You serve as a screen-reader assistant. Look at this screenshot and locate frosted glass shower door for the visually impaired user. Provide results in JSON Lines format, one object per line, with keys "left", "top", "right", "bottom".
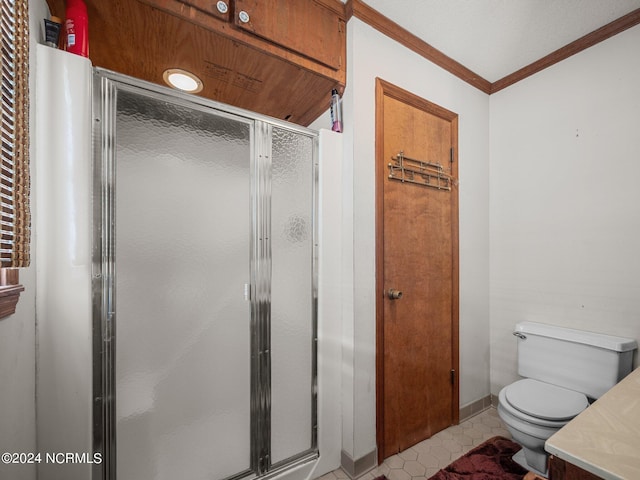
{"left": 270, "top": 127, "right": 317, "bottom": 465}
{"left": 113, "top": 89, "right": 252, "bottom": 480}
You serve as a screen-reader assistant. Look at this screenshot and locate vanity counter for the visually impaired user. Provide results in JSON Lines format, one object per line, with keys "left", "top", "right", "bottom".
{"left": 545, "top": 366, "right": 640, "bottom": 480}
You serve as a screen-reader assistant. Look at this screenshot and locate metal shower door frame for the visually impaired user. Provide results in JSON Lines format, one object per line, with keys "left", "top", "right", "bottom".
{"left": 91, "top": 69, "right": 319, "bottom": 480}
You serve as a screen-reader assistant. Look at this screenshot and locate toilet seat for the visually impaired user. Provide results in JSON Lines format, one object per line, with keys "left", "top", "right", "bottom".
{"left": 503, "top": 379, "right": 588, "bottom": 422}
{"left": 498, "top": 389, "right": 566, "bottom": 429}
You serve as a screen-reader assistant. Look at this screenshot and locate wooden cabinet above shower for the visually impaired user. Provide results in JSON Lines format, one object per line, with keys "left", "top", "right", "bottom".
{"left": 45, "top": 0, "right": 346, "bottom": 126}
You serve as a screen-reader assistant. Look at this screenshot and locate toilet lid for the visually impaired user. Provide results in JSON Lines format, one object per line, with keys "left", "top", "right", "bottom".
{"left": 505, "top": 379, "right": 589, "bottom": 421}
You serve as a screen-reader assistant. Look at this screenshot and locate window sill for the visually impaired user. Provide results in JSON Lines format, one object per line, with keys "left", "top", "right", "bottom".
{"left": 0, "top": 284, "right": 25, "bottom": 320}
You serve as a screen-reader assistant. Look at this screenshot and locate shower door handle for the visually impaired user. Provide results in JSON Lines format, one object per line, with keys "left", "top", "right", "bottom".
{"left": 387, "top": 289, "right": 403, "bottom": 300}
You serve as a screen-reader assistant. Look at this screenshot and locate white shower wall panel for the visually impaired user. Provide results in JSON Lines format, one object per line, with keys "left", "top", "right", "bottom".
{"left": 35, "top": 45, "right": 94, "bottom": 480}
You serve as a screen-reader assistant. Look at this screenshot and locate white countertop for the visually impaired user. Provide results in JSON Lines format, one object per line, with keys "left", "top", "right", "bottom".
{"left": 545, "top": 366, "right": 640, "bottom": 480}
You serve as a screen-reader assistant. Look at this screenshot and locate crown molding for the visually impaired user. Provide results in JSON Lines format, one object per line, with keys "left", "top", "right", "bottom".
{"left": 490, "top": 7, "right": 640, "bottom": 93}
{"left": 347, "top": 0, "right": 492, "bottom": 94}
{"left": 346, "top": 0, "right": 640, "bottom": 95}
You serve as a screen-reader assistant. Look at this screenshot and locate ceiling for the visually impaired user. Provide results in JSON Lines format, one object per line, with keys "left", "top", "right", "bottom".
{"left": 361, "top": 0, "right": 640, "bottom": 82}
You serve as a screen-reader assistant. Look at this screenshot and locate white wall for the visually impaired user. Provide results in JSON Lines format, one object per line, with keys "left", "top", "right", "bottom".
{"left": 489, "top": 25, "right": 640, "bottom": 394}
{"left": 336, "top": 18, "right": 491, "bottom": 463}
{"left": 0, "top": 278, "right": 37, "bottom": 480}
{"left": 0, "top": 2, "right": 48, "bottom": 479}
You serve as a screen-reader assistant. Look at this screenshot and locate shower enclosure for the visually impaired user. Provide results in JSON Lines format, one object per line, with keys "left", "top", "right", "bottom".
{"left": 92, "top": 71, "right": 318, "bottom": 480}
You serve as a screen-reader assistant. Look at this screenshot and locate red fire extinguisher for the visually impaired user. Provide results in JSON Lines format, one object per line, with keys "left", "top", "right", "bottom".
{"left": 65, "top": 0, "right": 89, "bottom": 57}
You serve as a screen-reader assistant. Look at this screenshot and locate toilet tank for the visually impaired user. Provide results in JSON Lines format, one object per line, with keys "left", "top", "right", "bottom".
{"left": 515, "top": 322, "right": 637, "bottom": 399}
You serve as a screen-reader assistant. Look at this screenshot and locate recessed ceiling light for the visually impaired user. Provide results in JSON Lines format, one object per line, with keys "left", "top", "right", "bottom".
{"left": 162, "top": 68, "right": 203, "bottom": 93}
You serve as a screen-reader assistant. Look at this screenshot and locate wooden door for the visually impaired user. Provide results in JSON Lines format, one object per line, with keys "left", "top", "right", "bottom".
{"left": 375, "top": 79, "right": 459, "bottom": 461}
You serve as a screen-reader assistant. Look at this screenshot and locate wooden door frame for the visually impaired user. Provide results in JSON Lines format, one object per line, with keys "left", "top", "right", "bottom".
{"left": 375, "top": 78, "right": 460, "bottom": 463}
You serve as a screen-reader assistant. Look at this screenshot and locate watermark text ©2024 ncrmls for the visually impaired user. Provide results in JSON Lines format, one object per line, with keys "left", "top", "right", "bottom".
{"left": 1, "top": 452, "right": 103, "bottom": 465}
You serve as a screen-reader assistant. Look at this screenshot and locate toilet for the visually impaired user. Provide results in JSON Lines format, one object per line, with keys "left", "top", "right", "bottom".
{"left": 497, "top": 322, "right": 637, "bottom": 477}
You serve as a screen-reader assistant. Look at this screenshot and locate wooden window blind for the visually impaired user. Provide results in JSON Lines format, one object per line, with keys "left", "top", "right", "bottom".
{"left": 0, "top": 0, "right": 30, "bottom": 267}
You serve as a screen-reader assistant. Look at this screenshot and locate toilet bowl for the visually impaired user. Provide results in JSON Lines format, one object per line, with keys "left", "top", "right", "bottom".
{"left": 497, "top": 322, "right": 637, "bottom": 477}
{"left": 497, "top": 378, "right": 588, "bottom": 474}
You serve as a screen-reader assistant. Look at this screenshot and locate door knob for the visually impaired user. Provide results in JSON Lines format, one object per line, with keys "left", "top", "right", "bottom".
{"left": 387, "top": 289, "right": 403, "bottom": 300}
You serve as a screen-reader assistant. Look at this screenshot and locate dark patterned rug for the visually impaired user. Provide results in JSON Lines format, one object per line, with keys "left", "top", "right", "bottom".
{"left": 375, "top": 436, "right": 529, "bottom": 480}
{"left": 426, "top": 436, "right": 529, "bottom": 480}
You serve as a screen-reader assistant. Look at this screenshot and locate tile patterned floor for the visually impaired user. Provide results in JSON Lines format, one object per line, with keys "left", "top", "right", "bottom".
{"left": 317, "top": 407, "right": 513, "bottom": 480}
